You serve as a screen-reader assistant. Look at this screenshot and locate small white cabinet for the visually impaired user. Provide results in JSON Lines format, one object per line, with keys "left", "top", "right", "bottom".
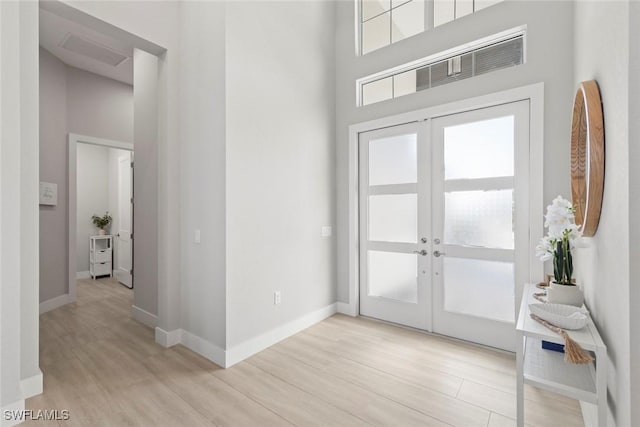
{"left": 90, "top": 235, "right": 113, "bottom": 280}
{"left": 516, "top": 283, "right": 607, "bottom": 426}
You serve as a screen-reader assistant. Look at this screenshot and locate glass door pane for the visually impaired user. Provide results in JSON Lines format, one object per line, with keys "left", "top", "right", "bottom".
{"left": 431, "top": 100, "right": 529, "bottom": 352}
{"left": 368, "top": 251, "right": 418, "bottom": 303}
{"left": 359, "top": 122, "right": 429, "bottom": 330}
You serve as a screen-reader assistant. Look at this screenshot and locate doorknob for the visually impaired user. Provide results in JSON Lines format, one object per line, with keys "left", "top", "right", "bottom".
{"left": 413, "top": 250, "right": 428, "bottom": 256}
{"left": 433, "top": 250, "right": 446, "bottom": 257}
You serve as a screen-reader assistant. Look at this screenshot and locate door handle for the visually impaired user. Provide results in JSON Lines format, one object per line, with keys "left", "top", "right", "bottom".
{"left": 413, "top": 250, "right": 428, "bottom": 256}
{"left": 433, "top": 250, "right": 446, "bottom": 257}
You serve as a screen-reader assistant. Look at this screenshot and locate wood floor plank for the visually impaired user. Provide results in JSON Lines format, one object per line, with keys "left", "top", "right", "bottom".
{"left": 323, "top": 355, "right": 491, "bottom": 427}
{"left": 458, "top": 379, "right": 583, "bottom": 427}
{"left": 144, "top": 348, "right": 293, "bottom": 427}
{"left": 27, "top": 278, "right": 584, "bottom": 427}
{"left": 248, "top": 347, "right": 450, "bottom": 427}
{"left": 214, "top": 362, "right": 371, "bottom": 427}
{"left": 293, "top": 327, "right": 467, "bottom": 397}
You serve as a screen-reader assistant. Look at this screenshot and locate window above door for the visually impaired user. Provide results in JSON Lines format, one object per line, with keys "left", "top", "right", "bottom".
{"left": 357, "top": 27, "right": 526, "bottom": 106}
{"left": 358, "top": 0, "right": 505, "bottom": 55}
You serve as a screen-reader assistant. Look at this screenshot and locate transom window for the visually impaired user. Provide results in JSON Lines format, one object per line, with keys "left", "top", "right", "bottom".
{"left": 357, "top": 28, "right": 525, "bottom": 106}
{"left": 359, "top": 0, "right": 505, "bottom": 55}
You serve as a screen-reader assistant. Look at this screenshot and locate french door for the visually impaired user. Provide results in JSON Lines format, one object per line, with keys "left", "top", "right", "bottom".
{"left": 359, "top": 100, "right": 529, "bottom": 351}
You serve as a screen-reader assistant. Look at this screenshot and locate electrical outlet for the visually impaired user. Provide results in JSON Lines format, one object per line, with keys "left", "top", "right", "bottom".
{"left": 321, "top": 226, "right": 332, "bottom": 237}
{"left": 274, "top": 291, "right": 281, "bottom": 305}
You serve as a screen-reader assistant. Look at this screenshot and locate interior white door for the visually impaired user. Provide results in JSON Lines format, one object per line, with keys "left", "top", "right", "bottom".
{"left": 115, "top": 153, "right": 133, "bottom": 288}
{"left": 430, "top": 100, "right": 530, "bottom": 351}
{"left": 359, "top": 122, "right": 431, "bottom": 330}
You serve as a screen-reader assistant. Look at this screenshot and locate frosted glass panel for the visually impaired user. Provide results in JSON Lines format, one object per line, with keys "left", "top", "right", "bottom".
{"left": 393, "top": 69, "right": 417, "bottom": 98}
{"left": 362, "top": 77, "right": 393, "bottom": 106}
{"left": 391, "top": 0, "right": 425, "bottom": 43}
{"left": 433, "top": 0, "right": 454, "bottom": 27}
{"left": 475, "top": 0, "right": 503, "bottom": 11}
{"left": 456, "top": 0, "right": 474, "bottom": 18}
{"left": 362, "top": 0, "right": 391, "bottom": 21}
{"left": 391, "top": 0, "right": 411, "bottom": 7}
{"left": 369, "top": 133, "right": 417, "bottom": 185}
{"left": 369, "top": 251, "right": 418, "bottom": 303}
{"left": 444, "top": 116, "right": 514, "bottom": 180}
{"left": 369, "top": 194, "right": 417, "bottom": 243}
{"left": 443, "top": 257, "right": 514, "bottom": 322}
{"left": 362, "top": 12, "right": 390, "bottom": 54}
{"left": 445, "top": 190, "right": 514, "bottom": 249}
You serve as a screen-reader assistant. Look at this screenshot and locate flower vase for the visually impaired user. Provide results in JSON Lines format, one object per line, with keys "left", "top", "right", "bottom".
{"left": 547, "top": 282, "right": 584, "bottom": 307}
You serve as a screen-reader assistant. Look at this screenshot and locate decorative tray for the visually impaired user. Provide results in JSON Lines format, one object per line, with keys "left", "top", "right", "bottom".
{"left": 528, "top": 303, "right": 589, "bottom": 330}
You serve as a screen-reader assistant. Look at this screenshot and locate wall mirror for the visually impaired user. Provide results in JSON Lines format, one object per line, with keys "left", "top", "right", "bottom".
{"left": 570, "top": 80, "right": 604, "bottom": 237}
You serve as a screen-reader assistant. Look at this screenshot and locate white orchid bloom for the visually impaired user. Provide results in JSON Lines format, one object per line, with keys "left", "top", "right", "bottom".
{"left": 535, "top": 235, "right": 555, "bottom": 261}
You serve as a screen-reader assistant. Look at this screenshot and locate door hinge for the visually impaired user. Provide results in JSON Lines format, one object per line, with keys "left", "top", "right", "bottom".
{"left": 131, "top": 161, "right": 134, "bottom": 168}
{"left": 130, "top": 197, "right": 134, "bottom": 204}
{"left": 130, "top": 233, "right": 134, "bottom": 240}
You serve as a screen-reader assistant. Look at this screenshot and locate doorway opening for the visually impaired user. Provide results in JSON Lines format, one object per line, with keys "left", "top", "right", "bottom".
{"left": 72, "top": 136, "right": 134, "bottom": 289}
{"left": 38, "top": 1, "right": 164, "bottom": 331}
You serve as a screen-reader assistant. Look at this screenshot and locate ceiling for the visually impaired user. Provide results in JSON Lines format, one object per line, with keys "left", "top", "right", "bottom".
{"left": 39, "top": 7, "right": 134, "bottom": 85}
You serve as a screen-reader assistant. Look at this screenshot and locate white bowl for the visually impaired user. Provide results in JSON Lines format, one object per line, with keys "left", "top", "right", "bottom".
{"left": 529, "top": 303, "right": 589, "bottom": 330}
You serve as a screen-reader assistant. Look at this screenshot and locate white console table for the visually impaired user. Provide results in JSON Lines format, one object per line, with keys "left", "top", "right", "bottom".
{"left": 516, "top": 283, "right": 607, "bottom": 426}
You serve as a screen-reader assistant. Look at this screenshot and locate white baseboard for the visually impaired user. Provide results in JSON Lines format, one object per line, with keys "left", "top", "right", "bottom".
{"left": 76, "top": 271, "right": 90, "bottom": 279}
{"left": 157, "top": 303, "right": 337, "bottom": 369}
{"left": 337, "top": 301, "right": 357, "bottom": 316}
{"left": 131, "top": 305, "right": 158, "bottom": 328}
{"left": 155, "top": 327, "right": 182, "bottom": 347}
{"left": 1, "top": 399, "right": 25, "bottom": 427}
{"left": 39, "top": 293, "right": 72, "bottom": 314}
{"left": 181, "top": 329, "right": 226, "bottom": 368}
{"left": 225, "top": 302, "right": 337, "bottom": 368}
{"left": 20, "top": 369, "right": 43, "bottom": 399}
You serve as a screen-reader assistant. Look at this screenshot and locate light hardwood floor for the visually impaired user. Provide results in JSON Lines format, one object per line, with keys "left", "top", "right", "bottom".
{"left": 26, "top": 278, "right": 584, "bottom": 427}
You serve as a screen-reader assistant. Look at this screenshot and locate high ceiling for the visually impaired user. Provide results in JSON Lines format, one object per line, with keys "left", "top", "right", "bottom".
{"left": 39, "top": 7, "right": 134, "bottom": 85}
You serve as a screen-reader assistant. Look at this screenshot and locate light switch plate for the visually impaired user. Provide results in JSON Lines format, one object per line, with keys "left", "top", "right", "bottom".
{"left": 194, "top": 230, "right": 201, "bottom": 244}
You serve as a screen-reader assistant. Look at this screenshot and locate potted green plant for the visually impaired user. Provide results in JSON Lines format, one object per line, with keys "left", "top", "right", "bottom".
{"left": 92, "top": 212, "right": 112, "bottom": 236}
{"left": 536, "top": 196, "right": 584, "bottom": 306}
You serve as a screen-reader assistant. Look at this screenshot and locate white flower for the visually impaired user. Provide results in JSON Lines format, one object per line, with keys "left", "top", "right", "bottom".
{"left": 535, "top": 236, "right": 555, "bottom": 261}
{"left": 538, "top": 195, "right": 582, "bottom": 258}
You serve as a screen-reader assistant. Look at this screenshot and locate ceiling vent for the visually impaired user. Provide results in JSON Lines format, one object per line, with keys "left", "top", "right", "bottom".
{"left": 59, "top": 33, "right": 129, "bottom": 67}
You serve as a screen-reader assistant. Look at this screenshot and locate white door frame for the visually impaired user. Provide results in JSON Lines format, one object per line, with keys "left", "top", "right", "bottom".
{"left": 68, "top": 133, "right": 133, "bottom": 302}
{"left": 346, "top": 83, "right": 545, "bottom": 328}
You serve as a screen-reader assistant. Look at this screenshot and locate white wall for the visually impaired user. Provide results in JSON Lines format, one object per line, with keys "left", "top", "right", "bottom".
{"left": 76, "top": 143, "right": 109, "bottom": 272}
{"left": 67, "top": 66, "right": 133, "bottom": 143}
{"left": 133, "top": 49, "right": 159, "bottom": 316}
{"left": 225, "top": 1, "right": 336, "bottom": 348}
{"left": 39, "top": 48, "right": 67, "bottom": 302}
{"left": 335, "top": 0, "right": 575, "bottom": 302}
{"left": 39, "top": 47, "right": 133, "bottom": 300}
{"left": 1, "top": 0, "right": 39, "bottom": 411}
{"left": 628, "top": 4, "right": 640, "bottom": 424}
{"left": 1, "top": 0, "right": 24, "bottom": 411}
{"left": 573, "top": 1, "right": 631, "bottom": 425}
{"left": 19, "top": 0, "right": 41, "bottom": 398}
{"left": 179, "top": 1, "right": 227, "bottom": 350}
